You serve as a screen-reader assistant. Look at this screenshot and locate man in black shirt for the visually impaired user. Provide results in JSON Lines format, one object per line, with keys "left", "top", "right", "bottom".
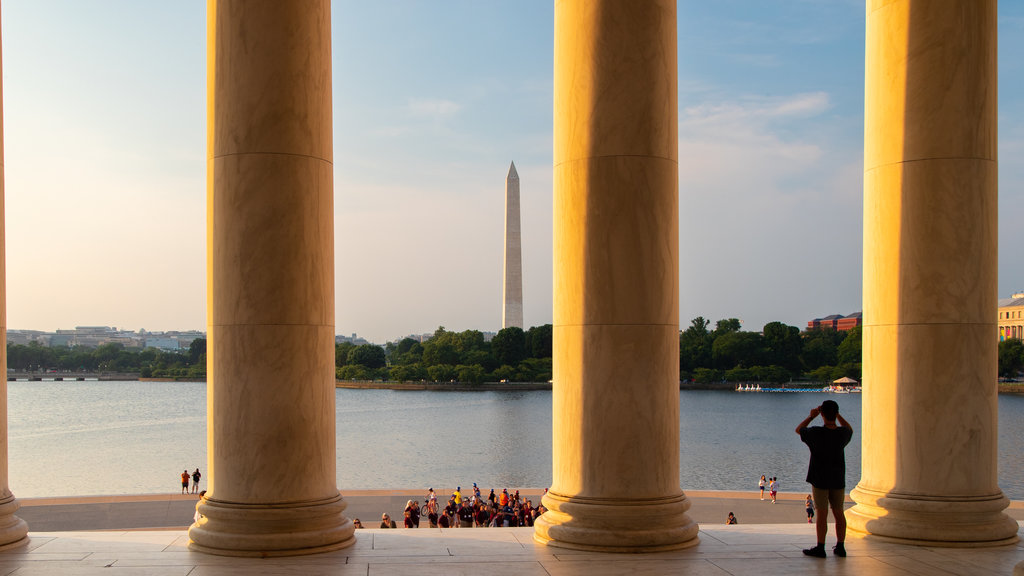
{"left": 796, "top": 400, "right": 853, "bottom": 558}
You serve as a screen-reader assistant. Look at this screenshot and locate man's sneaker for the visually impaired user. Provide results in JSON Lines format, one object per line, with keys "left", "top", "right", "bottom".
{"left": 802, "top": 546, "right": 826, "bottom": 558}
{"left": 833, "top": 543, "right": 847, "bottom": 557}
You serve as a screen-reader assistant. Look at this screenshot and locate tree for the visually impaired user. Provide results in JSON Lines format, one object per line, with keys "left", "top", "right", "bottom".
{"left": 491, "top": 327, "right": 527, "bottom": 366}
{"left": 456, "top": 364, "right": 487, "bottom": 384}
{"left": 712, "top": 331, "right": 765, "bottom": 369}
{"left": 801, "top": 328, "right": 842, "bottom": 370}
{"left": 680, "top": 317, "right": 712, "bottom": 372}
{"left": 348, "top": 344, "right": 386, "bottom": 369}
{"left": 335, "top": 342, "right": 356, "bottom": 367}
{"left": 762, "top": 322, "right": 802, "bottom": 371}
{"left": 526, "top": 324, "right": 553, "bottom": 358}
{"left": 427, "top": 364, "right": 457, "bottom": 382}
{"left": 836, "top": 327, "right": 863, "bottom": 365}
{"left": 422, "top": 336, "right": 460, "bottom": 366}
{"left": 455, "top": 330, "right": 486, "bottom": 355}
{"left": 390, "top": 363, "right": 427, "bottom": 382}
{"left": 714, "top": 318, "right": 742, "bottom": 336}
{"left": 999, "top": 339, "right": 1024, "bottom": 378}
{"left": 188, "top": 338, "right": 207, "bottom": 364}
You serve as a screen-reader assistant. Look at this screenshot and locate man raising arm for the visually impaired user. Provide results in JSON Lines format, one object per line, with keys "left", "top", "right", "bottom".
{"left": 796, "top": 400, "right": 853, "bottom": 558}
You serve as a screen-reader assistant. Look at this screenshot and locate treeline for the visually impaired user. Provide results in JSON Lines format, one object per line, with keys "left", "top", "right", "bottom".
{"left": 336, "top": 325, "right": 552, "bottom": 384}
{"left": 680, "top": 317, "right": 861, "bottom": 384}
{"left": 1000, "top": 339, "right": 1024, "bottom": 379}
{"left": 5, "top": 339, "right": 207, "bottom": 379}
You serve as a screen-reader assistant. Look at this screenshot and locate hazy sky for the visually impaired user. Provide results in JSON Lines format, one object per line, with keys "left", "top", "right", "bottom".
{"left": 3, "top": 1, "right": 1023, "bottom": 344}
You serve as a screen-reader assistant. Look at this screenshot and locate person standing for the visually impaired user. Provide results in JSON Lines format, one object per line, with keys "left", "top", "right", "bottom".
{"left": 191, "top": 468, "right": 201, "bottom": 494}
{"left": 180, "top": 470, "right": 189, "bottom": 494}
{"left": 759, "top": 474, "right": 766, "bottom": 500}
{"left": 805, "top": 494, "right": 815, "bottom": 523}
{"left": 796, "top": 400, "right": 854, "bottom": 558}
{"left": 769, "top": 477, "right": 778, "bottom": 503}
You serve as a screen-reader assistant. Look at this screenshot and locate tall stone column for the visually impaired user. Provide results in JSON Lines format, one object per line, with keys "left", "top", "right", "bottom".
{"left": 534, "top": 0, "right": 698, "bottom": 552}
{"left": 849, "top": 0, "right": 1017, "bottom": 545}
{"left": 0, "top": 6, "right": 30, "bottom": 551}
{"left": 188, "top": 0, "right": 354, "bottom": 556}
{"left": 503, "top": 161, "right": 524, "bottom": 329}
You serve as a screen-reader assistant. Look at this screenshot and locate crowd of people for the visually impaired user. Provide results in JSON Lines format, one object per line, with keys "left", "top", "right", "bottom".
{"left": 355, "top": 484, "right": 547, "bottom": 530}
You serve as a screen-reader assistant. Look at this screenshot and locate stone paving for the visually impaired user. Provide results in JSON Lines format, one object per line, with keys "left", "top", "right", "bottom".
{"left": 0, "top": 524, "right": 1021, "bottom": 576}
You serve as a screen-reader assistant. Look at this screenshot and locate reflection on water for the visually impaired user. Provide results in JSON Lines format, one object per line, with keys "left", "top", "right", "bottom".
{"left": 6, "top": 381, "right": 1023, "bottom": 499}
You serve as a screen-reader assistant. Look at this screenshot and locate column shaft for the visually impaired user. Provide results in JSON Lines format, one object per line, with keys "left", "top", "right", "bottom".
{"left": 187, "top": 0, "right": 354, "bottom": 556}
{"left": 849, "top": 0, "right": 1017, "bottom": 545}
{"left": 534, "top": 0, "right": 698, "bottom": 552}
{"left": 0, "top": 5, "right": 29, "bottom": 550}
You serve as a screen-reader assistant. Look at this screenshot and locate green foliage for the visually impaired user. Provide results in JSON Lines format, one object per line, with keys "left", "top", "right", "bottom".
{"left": 999, "top": 339, "right": 1024, "bottom": 378}
{"left": 676, "top": 316, "right": 870, "bottom": 383}
{"left": 427, "top": 364, "right": 457, "bottom": 382}
{"left": 491, "top": 327, "right": 527, "bottom": 367}
{"left": 389, "top": 363, "right": 427, "bottom": 382}
{"left": 680, "top": 317, "right": 712, "bottom": 372}
{"left": 348, "top": 344, "right": 386, "bottom": 369}
{"left": 456, "top": 364, "right": 487, "bottom": 384}
{"left": 712, "top": 331, "right": 765, "bottom": 369}
{"left": 836, "top": 327, "right": 862, "bottom": 365}
{"left": 6, "top": 340, "right": 206, "bottom": 379}
{"left": 714, "top": 318, "right": 742, "bottom": 335}
{"left": 801, "top": 328, "right": 844, "bottom": 370}
{"left": 692, "top": 367, "right": 721, "bottom": 383}
{"left": 525, "top": 324, "right": 553, "bottom": 358}
{"left": 762, "top": 322, "right": 802, "bottom": 371}
{"left": 335, "top": 342, "right": 355, "bottom": 367}
{"left": 336, "top": 325, "right": 555, "bottom": 384}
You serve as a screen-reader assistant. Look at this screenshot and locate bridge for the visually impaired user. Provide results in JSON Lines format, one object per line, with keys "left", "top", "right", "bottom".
{"left": 6, "top": 371, "right": 141, "bottom": 382}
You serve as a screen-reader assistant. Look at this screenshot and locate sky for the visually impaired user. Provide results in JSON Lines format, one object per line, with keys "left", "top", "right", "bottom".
{"left": 2, "top": 1, "right": 1023, "bottom": 344}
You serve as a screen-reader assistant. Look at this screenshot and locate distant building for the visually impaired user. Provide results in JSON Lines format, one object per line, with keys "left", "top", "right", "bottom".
{"left": 999, "top": 293, "right": 1024, "bottom": 341}
{"left": 335, "top": 333, "right": 369, "bottom": 346}
{"left": 807, "top": 312, "right": 862, "bottom": 332}
{"left": 5, "top": 327, "right": 204, "bottom": 349}
{"left": 145, "top": 338, "right": 181, "bottom": 351}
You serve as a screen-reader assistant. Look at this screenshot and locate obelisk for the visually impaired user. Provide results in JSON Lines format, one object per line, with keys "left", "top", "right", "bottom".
{"left": 503, "top": 161, "right": 523, "bottom": 329}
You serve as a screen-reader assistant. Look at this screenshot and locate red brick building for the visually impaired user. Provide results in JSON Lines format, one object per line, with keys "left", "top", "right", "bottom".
{"left": 807, "top": 312, "right": 862, "bottom": 332}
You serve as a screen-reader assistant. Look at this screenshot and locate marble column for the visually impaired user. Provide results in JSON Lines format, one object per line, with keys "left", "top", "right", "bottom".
{"left": 534, "top": 0, "right": 698, "bottom": 552}
{"left": 187, "top": 0, "right": 354, "bottom": 556}
{"left": 0, "top": 6, "right": 30, "bottom": 551}
{"left": 848, "top": 0, "right": 1017, "bottom": 546}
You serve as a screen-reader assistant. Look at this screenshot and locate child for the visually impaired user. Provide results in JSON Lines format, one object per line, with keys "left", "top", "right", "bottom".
{"left": 770, "top": 477, "right": 778, "bottom": 503}
{"left": 805, "top": 494, "right": 815, "bottom": 523}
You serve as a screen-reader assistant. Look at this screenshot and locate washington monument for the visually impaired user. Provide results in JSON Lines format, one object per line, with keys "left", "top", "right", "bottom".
{"left": 503, "top": 161, "right": 523, "bottom": 329}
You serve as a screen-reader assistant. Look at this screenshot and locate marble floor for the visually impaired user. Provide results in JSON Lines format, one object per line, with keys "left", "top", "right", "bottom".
{"left": 0, "top": 524, "right": 1021, "bottom": 575}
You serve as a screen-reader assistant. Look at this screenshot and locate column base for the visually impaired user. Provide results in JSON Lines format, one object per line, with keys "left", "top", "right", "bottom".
{"left": 533, "top": 490, "right": 699, "bottom": 552}
{"left": 848, "top": 485, "right": 1019, "bottom": 546}
{"left": 188, "top": 493, "right": 355, "bottom": 557}
{"left": 0, "top": 493, "right": 29, "bottom": 551}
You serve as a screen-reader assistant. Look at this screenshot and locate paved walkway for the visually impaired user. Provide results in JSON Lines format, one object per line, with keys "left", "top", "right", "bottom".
{"left": 0, "top": 525, "right": 1022, "bottom": 575}
{"left": 7, "top": 492, "right": 1024, "bottom": 574}
{"left": 18, "top": 490, "right": 1024, "bottom": 532}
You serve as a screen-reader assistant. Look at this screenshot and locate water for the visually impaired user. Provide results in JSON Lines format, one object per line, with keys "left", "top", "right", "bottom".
{"left": 6, "top": 381, "right": 1024, "bottom": 499}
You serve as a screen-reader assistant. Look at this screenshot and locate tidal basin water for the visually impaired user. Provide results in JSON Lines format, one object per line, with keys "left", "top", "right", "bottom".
{"left": 7, "top": 381, "right": 1024, "bottom": 499}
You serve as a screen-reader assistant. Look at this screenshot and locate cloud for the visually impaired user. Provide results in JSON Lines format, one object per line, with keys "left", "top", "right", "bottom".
{"left": 676, "top": 90, "right": 863, "bottom": 331}
{"left": 406, "top": 98, "right": 461, "bottom": 119}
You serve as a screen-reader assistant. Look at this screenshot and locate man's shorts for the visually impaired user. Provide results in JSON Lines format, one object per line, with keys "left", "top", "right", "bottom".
{"left": 811, "top": 486, "right": 844, "bottom": 512}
